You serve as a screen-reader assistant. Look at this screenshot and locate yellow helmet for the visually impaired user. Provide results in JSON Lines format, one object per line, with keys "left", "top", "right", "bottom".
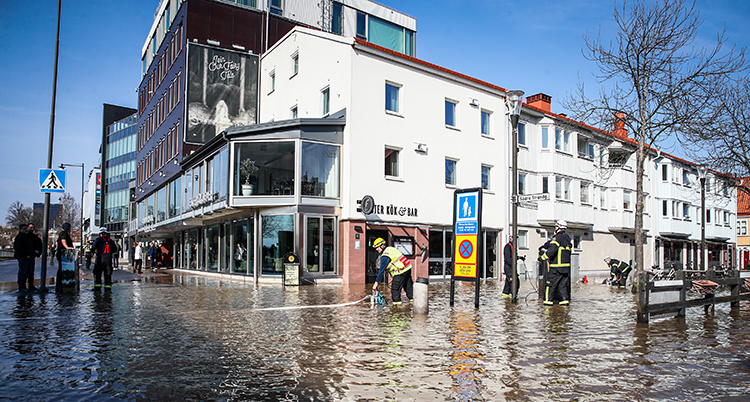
{"left": 372, "top": 237, "right": 386, "bottom": 248}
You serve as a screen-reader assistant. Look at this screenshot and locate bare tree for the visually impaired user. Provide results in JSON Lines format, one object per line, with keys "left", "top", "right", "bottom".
{"left": 5, "top": 201, "right": 34, "bottom": 228}
{"left": 56, "top": 192, "right": 81, "bottom": 231}
{"left": 679, "top": 76, "right": 750, "bottom": 184}
{"left": 562, "top": 0, "right": 745, "bottom": 322}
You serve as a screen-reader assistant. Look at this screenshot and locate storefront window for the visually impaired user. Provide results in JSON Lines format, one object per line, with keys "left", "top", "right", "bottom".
{"left": 262, "top": 214, "right": 294, "bottom": 274}
{"left": 184, "top": 170, "right": 193, "bottom": 211}
{"left": 210, "top": 147, "right": 229, "bottom": 199}
{"left": 233, "top": 218, "right": 253, "bottom": 275}
{"left": 301, "top": 142, "right": 340, "bottom": 197}
{"left": 146, "top": 195, "right": 154, "bottom": 221}
{"left": 138, "top": 201, "right": 145, "bottom": 227}
{"left": 235, "top": 142, "right": 295, "bottom": 196}
{"left": 169, "top": 176, "right": 181, "bottom": 217}
{"left": 223, "top": 222, "right": 231, "bottom": 273}
{"left": 157, "top": 186, "right": 166, "bottom": 222}
{"left": 187, "top": 229, "right": 198, "bottom": 269}
{"left": 206, "top": 225, "right": 219, "bottom": 271}
{"left": 306, "top": 217, "right": 320, "bottom": 272}
{"left": 323, "top": 218, "right": 335, "bottom": 272}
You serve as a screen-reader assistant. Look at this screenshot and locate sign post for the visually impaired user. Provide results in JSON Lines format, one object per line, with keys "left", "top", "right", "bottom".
{"left": 450, "top": 188, "right": 483, "bottom": 308}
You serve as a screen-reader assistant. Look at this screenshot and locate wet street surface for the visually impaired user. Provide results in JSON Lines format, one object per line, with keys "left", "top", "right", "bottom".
{"left": 1, "top": 273, "right": 750, "bottom": 401}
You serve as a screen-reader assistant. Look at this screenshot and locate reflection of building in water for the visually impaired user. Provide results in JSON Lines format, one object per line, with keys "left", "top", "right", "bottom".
{"left": 449, "top": 310, "right": 483, "bottom": 400}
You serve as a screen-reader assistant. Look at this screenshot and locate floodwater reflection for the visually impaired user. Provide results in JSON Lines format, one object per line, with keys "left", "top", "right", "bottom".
{"left": 0, "top": 274, "right": 749, "bottom": 401}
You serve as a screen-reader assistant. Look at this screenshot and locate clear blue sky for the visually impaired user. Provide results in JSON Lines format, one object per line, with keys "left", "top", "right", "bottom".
{"left": 1, "top": 0, "right": 748, "bottom": 224}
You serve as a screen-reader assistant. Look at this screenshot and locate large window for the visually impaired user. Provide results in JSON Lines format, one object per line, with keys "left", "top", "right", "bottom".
{"left": 157, "top": 186, "right": 166, "bottom": 222}
{"left": 301, "top": 141, "right": 340, "bottom": 197}
{"left": 235, "top": 141, "right": 295, "bottom": 196}
{"left": 209, "top": 147, "right": 228, "bottom": 199}
{"left": 445, "top": 99, "right": 457, "bottom": 127}
{"left": 555, "top": 128, "right": 562, "bottom": 150}
{"left": 262, "top": 215, "right": 294, "bottom": 275}
{"left": 556, "top": 177, "right": 571, "bottom": 200}
{"left": 542, "top": 127, "right": 549, "bottom": 149}
{"left": 581, "top": 182, "right": 590, "bottom": 204}
{"left": 232, "top": 217, "right": 254, "bottom": 275}
{"left": 385, "top": 147, "right": 399, "bottom": 177}
{"left": 269, "top": 0, "right": 282, "bottom": 16}
{"left": 332, "top": 2, "right": 343, "bottom": 35}
{"left": 356, "top": 13, "right": 415, "bottom": 56}
{"left": 169, "top": 176, "right": 181, "bottom": 217}
{"left": 445, "top": 158, "right": 457, "bottom": 186}
{"left": 578, "top": 137, "right": 594, "bottom": 159}
{"left": 385, "top": 82, "right": 400, "bottom": 113}
{"left": 206, "top": 225, "right": 220, "bottom": 272}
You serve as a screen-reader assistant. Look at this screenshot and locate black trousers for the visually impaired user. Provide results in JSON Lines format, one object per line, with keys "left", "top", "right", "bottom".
{"left": 502, "top": 265, "right": 519, "bottom": 294}
{"left": 94, "top": 260, "right": 113, "bottom": 287}
{"left": 390, "top": 270, "right": 414, "bottom": 303}
{"left": 17, "top": 258, "right": 35, "bottom": 290}
{"left": 545, "top": 267, "right": 570, "bottom": 303}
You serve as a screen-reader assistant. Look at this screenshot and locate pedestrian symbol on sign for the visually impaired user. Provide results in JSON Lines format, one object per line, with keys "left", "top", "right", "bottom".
{"left": 39, "top": 169, "right": 66, "bottom": 193}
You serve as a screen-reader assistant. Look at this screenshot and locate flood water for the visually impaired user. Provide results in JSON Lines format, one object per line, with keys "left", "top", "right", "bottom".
{"left": 1, "top": 274, "right": 749, "bottom": 401}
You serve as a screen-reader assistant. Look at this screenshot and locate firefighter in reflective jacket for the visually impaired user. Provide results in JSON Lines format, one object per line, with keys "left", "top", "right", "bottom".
{"left": 92, "top": 227, "right": 118, "bottom": 289}
{"left": 371, "top": 237, "right": 414, "bottom": 306}
{"left": 540, "top": 220, "right": 572, "bottom": 305}
{"left": 604, "top": 256, "right": 631, "bottom": 289}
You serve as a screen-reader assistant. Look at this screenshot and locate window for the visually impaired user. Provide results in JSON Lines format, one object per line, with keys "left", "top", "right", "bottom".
{"left": 599, "top": 187, "right": 606, "bottom": 208}
{"left": 724, "top": 211, "right": 730, "bottom": 225}
{"left": 705, "top": 178, "right": 711, "bottom": 192}
{"left": 673, "top": 167, "right": 681, "bottom": 183}
{"left": 683, "top": 170, "right": 690, "bottom": 185}
{"left": 481, "top": 165, "right": 491, "bottom": 190}
{"left": 623, "top": 191, "right": 632, "bottom": 210}
{"left": 662, "top": 164, "right": 669, "bottom": 181}
{"left": 519, "top": 173, "right": 526, "bottom": 195}
{"left": 481, "top": 110, "right": 491, "bottom": 136}
{"left": 385, "top": 147, "right": 399, "bottom": 177}
{"left": 302, "top": 141, "right": 340, "bottom": 197}
{"left": 291, "top": 105, "right": 298, "bottom": 119}
{"left": 269, "top": 0, "right": 283, "bottom": 16}
{"left": 578, "top": 137, "right": 594, "bottom": 159}
{"left": 541, "top": 127, "right": 549, "bottom": 149}
{"left": 445, "top": 158, "right": 457, "bottom": 186}
{"left": 385, "top": 82, "right": 400, "bottom": 113}
{"left": 269, "top": 70, "right": 275, "bottom": 92}
{"left": 356, "top": 12, "right": 367, "bottom": 39}
{"left": 518, "top": 230, "right": 528, "bottom": 248}
{"left": 556, "top": 177, "right": 571, "bottom": 200}
{"left": 739, "top": 220, "right": 747, "bottom": 236}
{"left": 234, "top": 142, "right": 295, "bottom": 196}
{"left": 581, "top": 182, "right": 590, "bottom": 204}
{"left": 542, "top": 176, "right": 549, "bottom": 194}
{"left": 368, "top": 15, "right": 406, "bottom": 53}
{"left": 445, "top": 99, "right": 457, "bottom": 127}
{"left": 291, "top": 53, "right": 299, "bottom": 76}
{"left": 555, "top": 128, "right": 562, "bottom": 150}
{"left": 321, "top": 86, "right": 330, "bottom": 116}
{"left": 563, "top": 131, "right": 571, "bottom": 152}
{"left": 683, "top": 204, "right": 690, "bottom": 219}
{"left": 610, "top": 189, "right": 618, "bottom": 210}
{"left": 672, "top": 201, "right": 678, "bottom": 218}
{"left": 518, "top": 123, "right": 526, "bottom": 145}
{"left": 332, "top": 2, "right": 343, "bottom": 35}
{"left": 706, "top": 209, "right": 711, "bottom": 223}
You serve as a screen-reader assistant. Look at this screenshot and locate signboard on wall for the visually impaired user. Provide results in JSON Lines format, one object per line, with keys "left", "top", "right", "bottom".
{"left": 186, "top": 43, "right": 259, "bottom": 145}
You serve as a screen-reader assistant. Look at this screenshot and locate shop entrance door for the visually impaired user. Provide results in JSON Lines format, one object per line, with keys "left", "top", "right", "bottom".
{"left": 366, "top": 230, "right": 389, "bottom": 283}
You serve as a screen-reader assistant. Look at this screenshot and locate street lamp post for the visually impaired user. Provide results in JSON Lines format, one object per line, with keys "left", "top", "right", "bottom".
{"left": 506, "top": 90, "right": 524, "bottom": 303}
{"left": 60, "top": 162, "right": 84, "bottom": 292}
{"left": 698, "top": 165, "right": 708, "bottom": 272}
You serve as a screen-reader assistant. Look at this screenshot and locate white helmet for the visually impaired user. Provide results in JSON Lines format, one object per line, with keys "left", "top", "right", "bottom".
{"left": 555, "top": 220, "right": 567, "bottom": 230}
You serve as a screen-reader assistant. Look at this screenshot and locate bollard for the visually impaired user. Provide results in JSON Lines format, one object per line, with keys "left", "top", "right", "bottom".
{"left": 413, "top": 277, "right": 429, "bottom": 314}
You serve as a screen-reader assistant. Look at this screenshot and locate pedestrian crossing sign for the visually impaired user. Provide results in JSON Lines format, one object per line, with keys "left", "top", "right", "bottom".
{"left": 39, "top": 169, "right": 66, "bottom": 193}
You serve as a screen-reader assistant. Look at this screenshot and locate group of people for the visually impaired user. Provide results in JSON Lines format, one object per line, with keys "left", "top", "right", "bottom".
{"left": 13, "top": 223, "right": 42, "bottom": 292}
{"left": 131, "top": 241, "right": 164, "bottom": 273}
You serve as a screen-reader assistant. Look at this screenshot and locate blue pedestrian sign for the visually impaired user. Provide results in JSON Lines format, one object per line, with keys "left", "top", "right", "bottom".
{"left": 39, "top": 169, "right": 66, "bottom": 193}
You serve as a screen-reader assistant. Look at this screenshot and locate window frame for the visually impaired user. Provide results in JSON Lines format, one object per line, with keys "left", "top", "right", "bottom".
{"left": 481, "top": 109, "right": 492, "bottom": 137}
{"left": 269, "top": 69, "right": 276, "bottom": 93}
{"left": 321, "top": 86, "right": 330, "bottom": 116}
{"left": 385, "top": 81, "right": 401, "bottom": 114}
{"left": 384, "top": 146, "right": 400, "bottom": 178}
{"left": 445, "top": 98, "right": 458, "bottom": 128}
{"left": 445, "top": 157, "right": 458, "bottom": 186}
{"left": 291, "top": 52, "right": 299, "bottom": 77}
{"left": 481, "top": 164, "right": 492, "bottom": 191}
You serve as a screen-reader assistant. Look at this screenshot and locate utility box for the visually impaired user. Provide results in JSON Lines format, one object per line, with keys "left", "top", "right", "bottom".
{"left": 283, "top": 252, "right": 302, "bottom": 286}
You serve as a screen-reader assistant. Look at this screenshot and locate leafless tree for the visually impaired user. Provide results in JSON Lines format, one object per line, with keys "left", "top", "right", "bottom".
{"left": 679, "top": 76, "right": 750, "bottom": 190}
{"left": 56, "top": 192, "right": 81, "bottom": 231}
{"left": 562, "top": 0, "right": 745, "bottom": 322}
{"left": 5, "top": 201, "right": 35, "bottom": 228}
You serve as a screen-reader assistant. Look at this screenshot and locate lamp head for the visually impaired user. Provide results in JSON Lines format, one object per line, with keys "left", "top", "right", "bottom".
{"left": 506, "top": 90, "right": 525, "bottom": 117}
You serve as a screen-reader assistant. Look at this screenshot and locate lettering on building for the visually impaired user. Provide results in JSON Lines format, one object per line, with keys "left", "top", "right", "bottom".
{"left": 189, "top": 192, "right": 218, "bottom": 209}
{"left": 357, "top": 195, "right": 418, "bottom": 218}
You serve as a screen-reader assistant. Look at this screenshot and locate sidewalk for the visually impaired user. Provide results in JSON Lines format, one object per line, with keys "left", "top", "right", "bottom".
{"left": 0, "top": 258, "right": 151, "bottom": 292}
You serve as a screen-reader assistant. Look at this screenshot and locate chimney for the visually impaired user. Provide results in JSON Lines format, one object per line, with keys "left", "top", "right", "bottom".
{"left": 526, "top": 93, "right": 551, "bottom": 113}
{"left": 613, "top": 112, "right": 628, "bottom": 139}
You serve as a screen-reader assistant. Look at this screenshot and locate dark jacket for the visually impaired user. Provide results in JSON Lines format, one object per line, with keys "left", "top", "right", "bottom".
{"left": 92, "top": 235, "right": 118, "bottom": 265}
{"left": 503, "top": 242, "right": 513, "bottom": 273}
{"left": 541, "top": 231, "right": 572, "bottom": 272}
{"left": 14, "top": 232, "right": 41, "bottom": 259}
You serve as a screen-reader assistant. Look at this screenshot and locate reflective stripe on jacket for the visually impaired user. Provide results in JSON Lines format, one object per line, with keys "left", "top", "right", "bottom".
{"left": 540, "top": 232, "right": 572, "bottom": 268}
{"left": 381, "top": 246, "right": 412, "bottom": 276}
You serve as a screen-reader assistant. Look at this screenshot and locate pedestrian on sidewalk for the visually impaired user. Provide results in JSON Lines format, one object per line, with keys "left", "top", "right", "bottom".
{"left": 133, "top": 241, "right": 143, "bottom": 274}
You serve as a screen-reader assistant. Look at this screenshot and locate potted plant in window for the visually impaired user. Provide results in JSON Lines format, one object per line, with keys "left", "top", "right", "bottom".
{"left": 240, "top": 159, "right": 258, "bottom": 195}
